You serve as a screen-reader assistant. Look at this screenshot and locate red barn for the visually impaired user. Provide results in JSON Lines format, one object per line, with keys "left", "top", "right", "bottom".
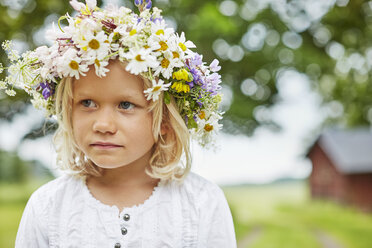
{"left": 307, "top": 128, "right": 372, "bottom": 212}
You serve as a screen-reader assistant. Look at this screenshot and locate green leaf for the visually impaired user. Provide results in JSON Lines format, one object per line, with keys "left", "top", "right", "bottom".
{"left": 188, "top": 115, "right": 198, "bottom": 129}
{"left": 164, "top": 91, "right": 170, "bottom": 104}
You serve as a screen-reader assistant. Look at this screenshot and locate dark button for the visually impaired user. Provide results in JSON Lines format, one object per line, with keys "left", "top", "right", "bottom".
{"left": 123, "top": 214, "right": 130, "bottom": 221}
{"left": 121, "top": 226, "right": 128, "bottom": 235}
{"left": 114, "top": 243, "right": 121, "bottom": 248}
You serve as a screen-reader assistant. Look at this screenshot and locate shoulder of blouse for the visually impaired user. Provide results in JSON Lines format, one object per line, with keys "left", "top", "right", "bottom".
{"left": 29, "top": 174, "right": 81, "bottom": 210}
{"left": 172, "top": 171, "right": 226, "bottom": 206}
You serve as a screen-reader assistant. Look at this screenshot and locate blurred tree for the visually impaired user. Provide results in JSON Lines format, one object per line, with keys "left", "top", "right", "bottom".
{"left": 0, "top": 0, "right": 369, "bottom": 141}
{"left": 299, "top": 0, "right": 372, "bottom": 127}
{"left": 0, "top": 149, "right": 54, "bottom": 182}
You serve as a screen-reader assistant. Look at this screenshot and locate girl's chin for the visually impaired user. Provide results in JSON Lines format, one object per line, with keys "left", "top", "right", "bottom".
{"left": 90, "top": 159, "right": 126, "bottom": 169}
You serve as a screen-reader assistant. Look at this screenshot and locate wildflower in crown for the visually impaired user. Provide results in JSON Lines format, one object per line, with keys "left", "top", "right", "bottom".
{"left": 0, "top": 0, "right": 224, "bottom": 147}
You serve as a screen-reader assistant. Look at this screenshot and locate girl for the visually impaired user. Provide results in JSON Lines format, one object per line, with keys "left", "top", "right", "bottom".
{"left": 1, "top": 0, "right": 236, "bottom": 247}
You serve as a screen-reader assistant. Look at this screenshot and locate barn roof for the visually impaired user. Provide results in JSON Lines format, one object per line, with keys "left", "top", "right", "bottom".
{"left": 317, "top": 128, "right": 372, "bottom": 174}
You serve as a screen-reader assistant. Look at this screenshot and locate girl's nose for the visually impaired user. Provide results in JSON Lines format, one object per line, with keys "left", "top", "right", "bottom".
{"left": 92, "top": 108, "right": 117, "bottom": 134}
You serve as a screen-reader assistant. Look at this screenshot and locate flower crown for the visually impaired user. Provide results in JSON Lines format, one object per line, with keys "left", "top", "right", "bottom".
{"left": 0, "top": 0, "right": 223, "bottom": 147}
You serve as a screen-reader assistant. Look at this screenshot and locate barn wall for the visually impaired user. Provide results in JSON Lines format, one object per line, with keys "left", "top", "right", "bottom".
{"left": 347, "top": 174, "right": 372, "bottom": 212}
{"left": 308, "top": 143, "right": 348, "bottom": 203}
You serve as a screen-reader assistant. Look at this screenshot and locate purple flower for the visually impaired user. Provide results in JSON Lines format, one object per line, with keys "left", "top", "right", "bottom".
{"left": 39, "top": 82, "right": 52, "bottom": 99}
{"left": 186, "top": 81, "right": 195, "bottom": 88}
{"left": 189, "top": 67, "right": 203, "bottom": 88}
{"left": 42, "top": 88, "right": 52, "bottom": 99}
{"left": 189, "top": 53, "right": 203, "bottom": 67}
{"left": 210, "top": 59, "right": 221, "bottom": 72}
{"left": 205, "top": 73, "right": 221, "bottom": 95}
{"left": 134, "top": 0, "right": 142, "bottom": 6}
{"left": 151, "top": 17, "right": 163, "bottom": 23}
{"left": 145, "top": 0, "right": 152, "bottom": 9}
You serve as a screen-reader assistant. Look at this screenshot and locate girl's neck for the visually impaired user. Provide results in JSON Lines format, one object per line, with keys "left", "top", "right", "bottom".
{"left": 95, "top": 166, "right": 159, "bottom": 188}
{"left": 89, "top": 152, "right": 159, "bottom": 188}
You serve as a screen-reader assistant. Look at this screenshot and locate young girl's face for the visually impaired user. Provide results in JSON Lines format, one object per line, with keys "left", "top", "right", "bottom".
{"left": 71, "top": 61, "right": 155, "bottom": 170}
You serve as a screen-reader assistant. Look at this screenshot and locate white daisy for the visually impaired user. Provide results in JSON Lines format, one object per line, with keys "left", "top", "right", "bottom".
{"left": 87, "top": 57, "right": 110, "bottom": 77}
{"left": 147, "top": 31, "right": 172, "bottom": 57}
{"left": 57, "top": 48, "right": 89, "bottom": 79}
{"left": 122, "top": 48, "right": 159, "bottom": 75}
{"left": 153, "top": 50, "right": 183, "bottom": 79}
{"left": 150, "top": 19, "right": 174, "bottom": 38}
{"left": 78, "top": 31, "right": 110, "bottom": 59}
{"left": 192, "top": 111, "right": 222, "bottom": 146}
{"left": 119, "top": 21, "right": 146, "bottom": 47}
{"left": 143, "top": 79, "right": 171, "bottom": 101}
{"left": 175, "top": 32, "right": 196, "bottom": 55}
{"left": 167, "top": 37, "right": 186, "bottom": 64}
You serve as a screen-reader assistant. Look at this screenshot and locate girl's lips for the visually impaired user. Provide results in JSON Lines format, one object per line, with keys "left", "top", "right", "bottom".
{"left": 90, "top": 142, "right": 123, "bottom": 149}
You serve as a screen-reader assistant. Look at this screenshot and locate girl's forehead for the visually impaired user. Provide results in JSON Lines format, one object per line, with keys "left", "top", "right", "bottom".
{"left": 73, "top": 62, "right": 146, "bottom": 98}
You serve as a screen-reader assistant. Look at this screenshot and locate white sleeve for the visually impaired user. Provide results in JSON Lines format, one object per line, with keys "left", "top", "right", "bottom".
{"left": 15, "top": 191, "right": 49, "bottom": 248}
{"left": 197, "top": 185, "right": 237, "bottom": 248}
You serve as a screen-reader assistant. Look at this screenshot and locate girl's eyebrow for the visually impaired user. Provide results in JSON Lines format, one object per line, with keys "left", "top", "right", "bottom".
{"left": 74, "top": 92, "right": 145, "bottom": 101}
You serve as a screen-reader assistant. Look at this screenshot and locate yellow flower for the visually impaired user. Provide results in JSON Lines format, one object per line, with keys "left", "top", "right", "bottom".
{"left": 171, "top": 81, "right": 190, "bottom": 93}
{"left": 172, "top": 69, "right": 189, "bottom": 81}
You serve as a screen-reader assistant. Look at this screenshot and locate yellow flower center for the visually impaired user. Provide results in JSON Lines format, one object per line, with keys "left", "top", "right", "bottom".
{"left": 153, "top": 86, "right": 161, "bottom": 92}
{"left": 135, "top": 54, "right": 144, "bottom": 62}
{"left": 88, "top": 39, "right": 100, "bottom": 50}
{"left": 199, "top": 111, "right": 206, "bottom": 120}
{"left": 161, "top": 58, "right": 170, "bottom": 68}
{"left": 204, "top": 124, "right": 214, "bottom": 132}
{"left": 129, "top": 29, "right": 137, "bottom": 36}
{"left": 172, "top": 51, "right": 180, "bottom": 58}
{"left": 144, "top": 45, "right": 150, "bottom": 49}
{"left": 156, "top": 29, "right": 164, "bottom": 35}
{"left": 179, "top": 42, "right": 186, "bottom": 51}
{"left": 159, "top": 41, "right": 168, "bottom": 51}
{"left": 95, "top": 59, "right": 100, "bottom": 67}
{"left": 69, "top": 60, "right": 79, "bottom": 70}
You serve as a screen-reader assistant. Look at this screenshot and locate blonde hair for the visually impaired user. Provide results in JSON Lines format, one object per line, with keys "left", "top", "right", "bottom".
{"left": 53, "top": 63, "right": 191, "bottom": 183}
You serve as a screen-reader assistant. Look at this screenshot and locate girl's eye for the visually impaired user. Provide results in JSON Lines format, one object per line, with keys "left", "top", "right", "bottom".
{"left": 119, "top": 101, "right": 135, "bottom": 110}
{"left": 81, "top": 99, "right": 96, "bottom": 108}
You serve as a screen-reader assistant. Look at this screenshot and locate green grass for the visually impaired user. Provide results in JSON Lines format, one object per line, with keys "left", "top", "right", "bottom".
{"left": 223, "top": 181, "right": 372, "bottom": 248}
{"left": 281, "top": 201, "right": 372, "bottom": 248}
{"left": 0, "top": 180, "right": 50, "bottom": 248}
{"left": 0, "top": 203, "right": 25, "bottom": 248}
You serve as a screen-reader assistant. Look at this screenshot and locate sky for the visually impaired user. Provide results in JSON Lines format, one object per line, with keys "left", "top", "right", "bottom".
{"left": 0, "top": 68, "right": 327, "bottom": 185}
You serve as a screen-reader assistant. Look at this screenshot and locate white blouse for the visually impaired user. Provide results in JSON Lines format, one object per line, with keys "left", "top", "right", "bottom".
{"left": 15, "top": 172, "right": 237, "bottom": 248}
